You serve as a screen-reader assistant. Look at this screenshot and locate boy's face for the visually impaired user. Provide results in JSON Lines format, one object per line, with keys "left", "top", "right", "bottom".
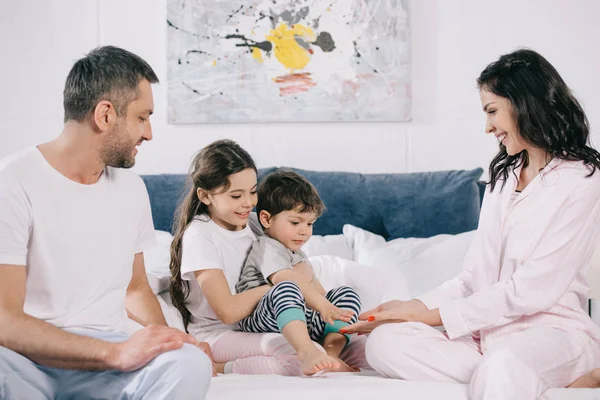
{"left": 261, "top": 208, "right": 317, "bottom": 252}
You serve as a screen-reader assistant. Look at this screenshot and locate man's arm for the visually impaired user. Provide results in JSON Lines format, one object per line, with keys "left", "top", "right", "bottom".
{"left": 125, "top": 253, "right": 167, "bottom": 327}
{"left": 0, "top": 264, "right": 198, "bottom": 371}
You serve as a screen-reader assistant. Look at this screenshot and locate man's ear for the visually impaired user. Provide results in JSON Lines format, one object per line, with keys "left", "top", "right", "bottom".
{"left": 259, "top": 210, "right": 273, "bottom": 228}
{"left": 92, "top": 100, "right": 117, "bottom": 132}
{"left": 197, "top": 188, "right": 210, "bottom": 205}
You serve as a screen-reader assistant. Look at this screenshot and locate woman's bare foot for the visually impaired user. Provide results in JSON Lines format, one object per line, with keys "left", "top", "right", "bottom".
{"left": 300, "top": 350, "right": 341, "bottom": 375}
{"left": 568, "top": 368, "right": 600, "bottom": 388}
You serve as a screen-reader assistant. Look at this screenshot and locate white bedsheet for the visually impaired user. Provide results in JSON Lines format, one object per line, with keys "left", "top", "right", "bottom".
{"left": 207, "top": 371, "right": 600, "bottom": 400}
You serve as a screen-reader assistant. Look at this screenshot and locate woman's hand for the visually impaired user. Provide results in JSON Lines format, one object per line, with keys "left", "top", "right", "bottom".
{"left": 340, "top": 308, "right": 413, "bottom": 334}
{"left": 340, "top": 299, "right": 429, "bottom": 334}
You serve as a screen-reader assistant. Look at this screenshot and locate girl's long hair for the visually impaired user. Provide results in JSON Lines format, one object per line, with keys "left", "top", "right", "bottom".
{"left": 477, "top": 49, "right": 600, "bottom": 191}
{"left": 169, "top": 139, "right": 256, "bottom": 331}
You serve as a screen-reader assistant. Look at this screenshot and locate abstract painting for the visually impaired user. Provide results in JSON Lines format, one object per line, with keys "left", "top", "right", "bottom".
{"left": 167, "top": 0, "right": 411, "bottom": 123}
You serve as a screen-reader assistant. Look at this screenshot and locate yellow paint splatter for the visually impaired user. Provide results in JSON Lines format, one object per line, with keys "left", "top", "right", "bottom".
{"left": 252, "top": 47, "right": 264, "bottom": 63}
{"left": 327, "top": 7, "right": 331, "bottom": 11}
{"left": 212, "top": 60, "right": 217, "bottom": 67}
{"left": 266, "top": 23, "right": 315, "bottom": 71}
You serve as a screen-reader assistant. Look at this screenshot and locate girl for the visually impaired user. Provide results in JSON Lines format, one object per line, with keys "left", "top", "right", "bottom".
{"left": 342, "top": 49, "right": 600, "bottom": 399}
{"left": 169, "top": 139, "right": 366, "bottom": 376}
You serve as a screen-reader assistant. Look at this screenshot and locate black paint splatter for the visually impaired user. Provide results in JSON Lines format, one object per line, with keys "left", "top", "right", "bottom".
{"left": 186, "top": 49, "right": 222, "bottom": 61}
{"left": 225, "top": 34, "right": 273, "bottom": 52}
{"left": 353, "top": 41, "right": 362, "bottom": 58}
{"left": 226, "top": 5, "right": 244, "bottom": 22}
{"left": 182, "top": 81, "right": 201, "bottom": 95}
{"left": 313, "top": 32, "right": 335, "bottom": 52}
{"left": 167, "top": 20, "right": 209, "bottom": 39}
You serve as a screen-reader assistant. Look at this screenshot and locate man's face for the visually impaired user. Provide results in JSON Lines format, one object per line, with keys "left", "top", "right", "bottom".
{"left": 100, "top": 79, "right": 154, "bottom": 168}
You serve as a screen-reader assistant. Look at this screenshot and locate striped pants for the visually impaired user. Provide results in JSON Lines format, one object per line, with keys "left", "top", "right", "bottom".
{"left": 239, "top": 281, "right": 361, "bottom": 342}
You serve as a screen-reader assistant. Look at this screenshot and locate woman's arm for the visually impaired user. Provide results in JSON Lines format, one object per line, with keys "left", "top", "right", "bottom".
{"left": 440, "top": 179, "right": 600, "bottom": 339}
{"left": 195, "top": 269, "right": 270, "bottom": 324}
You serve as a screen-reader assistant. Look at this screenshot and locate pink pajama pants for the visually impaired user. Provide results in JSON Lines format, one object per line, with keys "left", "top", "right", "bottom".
{"left": 365, "top": 322, "right": 600, "bottom": 399}
{"left": 211, "top": 330, "right": 368, "bottom": 376}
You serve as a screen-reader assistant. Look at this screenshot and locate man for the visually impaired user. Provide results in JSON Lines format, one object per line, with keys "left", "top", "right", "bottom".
{"left": 0, "top": 46, "right": 213, "bottom": 399}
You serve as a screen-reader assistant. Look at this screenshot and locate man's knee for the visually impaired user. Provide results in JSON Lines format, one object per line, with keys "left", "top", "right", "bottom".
{"left": 150, "top": 344, "right": 212, "bottom": 382}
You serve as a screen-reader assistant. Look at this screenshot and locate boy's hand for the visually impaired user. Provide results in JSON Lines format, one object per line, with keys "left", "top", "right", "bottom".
{"left": 317, "top": 302, "right": 354, "bottom": 325}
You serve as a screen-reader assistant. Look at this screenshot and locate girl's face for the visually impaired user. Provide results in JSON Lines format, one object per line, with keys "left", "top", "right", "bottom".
{"left": 480, "top": 89, "right": 528, "bottom": 156}
{"left": 199, "top": 168, "right": 258, "bottom": 231}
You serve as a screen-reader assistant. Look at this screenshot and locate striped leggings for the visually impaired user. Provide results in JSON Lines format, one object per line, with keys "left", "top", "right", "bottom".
{"left": 238, "top": 281, "right": 361, "bottom": 342}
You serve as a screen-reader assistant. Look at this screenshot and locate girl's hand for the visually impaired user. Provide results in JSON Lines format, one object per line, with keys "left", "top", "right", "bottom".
{"left": 317, "top": 302, "right": 355, "bottom": 325}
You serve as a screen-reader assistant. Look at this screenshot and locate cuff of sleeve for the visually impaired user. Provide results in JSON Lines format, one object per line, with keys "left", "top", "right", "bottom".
{"left": 135, "top": 236, "right": 157, "bottom": 255}
{"left": 276, "top": 308, "right": 306, "bottom": 331}
{"left": 0, "top": 253, "right": 27, "bottom": 266}
{"left": 324, "top": 320, "right": 351, "bottom": 342}
{"left": 416, "top": 291, "right": 445, "bottom": 310}
{"left": 439, "top": 299, "right": 471, "bottom": 340}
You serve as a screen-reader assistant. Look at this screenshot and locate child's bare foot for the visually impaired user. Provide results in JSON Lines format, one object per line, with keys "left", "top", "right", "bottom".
{"left": 325, "top": 358, "right": 360, "bottom": 373}
{"left": 568, "top": 368, "right": 600, "bottom": 388}
{"left": 300, "top": 350, "right": 341, "bottom": 375}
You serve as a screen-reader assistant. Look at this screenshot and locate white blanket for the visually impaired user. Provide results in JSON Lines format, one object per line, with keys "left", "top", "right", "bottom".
{"left": 207, "top": 372, "right": 599, "bottom": 400}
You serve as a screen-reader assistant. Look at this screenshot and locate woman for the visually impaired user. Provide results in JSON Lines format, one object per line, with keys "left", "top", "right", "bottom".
{"left": 341, "top": 49, "right": 600, "bottom": 399}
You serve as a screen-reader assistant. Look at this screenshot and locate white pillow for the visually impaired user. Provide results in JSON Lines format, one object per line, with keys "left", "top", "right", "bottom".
{"left": 309, "top": 255, "right": 411, "bottom": 313}
{"left": 302, "top": 234, "right": 353, "bottom": 260}
{"left": 343, "top": 224, "right": 475, "bottom": 298}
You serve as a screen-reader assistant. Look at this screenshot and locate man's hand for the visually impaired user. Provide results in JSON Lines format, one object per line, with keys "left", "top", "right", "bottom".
{"left": 107, "top": 325, "right": 200, "bottom": 372}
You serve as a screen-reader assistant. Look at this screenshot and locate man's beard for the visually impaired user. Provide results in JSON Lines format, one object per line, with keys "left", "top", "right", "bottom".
{"left": 100, "top": 124, "right": 137, "bottom": 169}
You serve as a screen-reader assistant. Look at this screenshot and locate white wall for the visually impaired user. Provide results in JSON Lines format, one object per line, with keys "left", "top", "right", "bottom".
{"left": 1, "top": 0, "right": 599, "bottom": 178}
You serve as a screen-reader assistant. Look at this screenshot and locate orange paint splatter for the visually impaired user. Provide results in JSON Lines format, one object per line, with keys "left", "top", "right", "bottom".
{"left": 274, "top": 72, "right": 317, "bottom": 96}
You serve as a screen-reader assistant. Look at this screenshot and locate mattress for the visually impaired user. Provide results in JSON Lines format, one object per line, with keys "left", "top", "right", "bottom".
{"left": 206, "top": 370, "right": 600, "bottom": 400}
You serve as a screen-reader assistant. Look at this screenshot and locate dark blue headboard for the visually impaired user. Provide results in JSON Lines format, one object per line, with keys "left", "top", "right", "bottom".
{"left": 142, "top": 168, "right": 484, "bottom": 240}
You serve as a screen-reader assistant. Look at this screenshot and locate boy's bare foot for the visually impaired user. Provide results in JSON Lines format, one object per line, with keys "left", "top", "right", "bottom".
{"left": 568, "top": 368, "right": 600, "bottom": 388}
{"left": 300, "top": 350, "right": 341, "bottom": 375}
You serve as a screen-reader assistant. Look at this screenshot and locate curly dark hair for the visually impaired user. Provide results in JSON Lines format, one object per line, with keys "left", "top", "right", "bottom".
{"left": 477, "top": 48, "right": 600, "bottom": 191}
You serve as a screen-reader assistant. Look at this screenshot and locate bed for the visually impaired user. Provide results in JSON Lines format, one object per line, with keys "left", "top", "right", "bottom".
{"left": 142, "top": 167, "right": 600, "bottom": 399}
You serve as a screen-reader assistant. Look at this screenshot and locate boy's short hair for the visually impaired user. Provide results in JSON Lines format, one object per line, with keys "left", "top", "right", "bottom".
{"left": 257, "top": 170, "right": 325, "bottom": 222}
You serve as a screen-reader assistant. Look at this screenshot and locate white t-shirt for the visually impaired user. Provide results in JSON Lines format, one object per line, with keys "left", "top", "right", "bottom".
{"left": 0, "top": 148, "right": 155, "bottom": 333}
{"left": 180, "top": 216, "right": 257, "bottom": 345}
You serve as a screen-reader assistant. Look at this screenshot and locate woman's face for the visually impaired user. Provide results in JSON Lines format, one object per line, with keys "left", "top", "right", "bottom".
{"left": 480, "top": 89, "right": 528, "bottom": 156}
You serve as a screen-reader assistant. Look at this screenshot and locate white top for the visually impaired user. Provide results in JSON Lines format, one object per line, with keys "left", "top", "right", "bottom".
{"left": 418, "top": 159, "right": 600, "bottom": 349}
{"left": 180, "top": 216, "right": 257, "bottom": 345}
{"left": 0, "top": 148, "right": 155, "bottom": 333}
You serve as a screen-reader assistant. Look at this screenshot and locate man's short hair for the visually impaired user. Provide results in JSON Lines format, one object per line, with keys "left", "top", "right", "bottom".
{"left": 63, "top": 45, "right": 159, "bottom": 122}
